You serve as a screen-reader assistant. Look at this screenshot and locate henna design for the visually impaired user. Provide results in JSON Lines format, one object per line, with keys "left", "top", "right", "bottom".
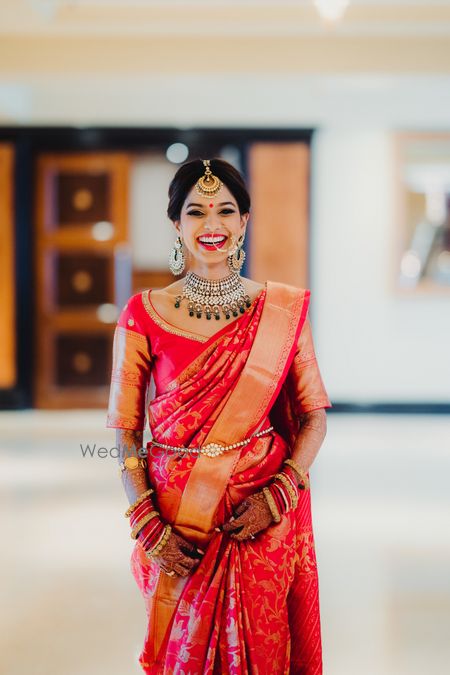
{"left": 151, "top": 531, "right": 204, "bottom": 577}
{"left": 222, "top": 491, "right": 274, "bottom": 541}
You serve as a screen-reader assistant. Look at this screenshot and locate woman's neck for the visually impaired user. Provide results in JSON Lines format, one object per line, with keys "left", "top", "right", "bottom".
{"left": 187, "top": 262, "right": 233, "bottom": 280}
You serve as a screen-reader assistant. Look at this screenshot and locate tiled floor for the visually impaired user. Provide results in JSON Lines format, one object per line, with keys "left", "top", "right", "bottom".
{"left": 1, "top": 411, "right": 449, "bottom": 675}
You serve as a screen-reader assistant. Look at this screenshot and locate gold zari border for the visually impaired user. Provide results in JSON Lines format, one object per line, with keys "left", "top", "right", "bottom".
{"left": 141, "top": 290, "right": 208, "bottom": 343}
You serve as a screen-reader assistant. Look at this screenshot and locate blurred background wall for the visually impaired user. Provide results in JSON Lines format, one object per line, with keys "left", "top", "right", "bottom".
{"left": 1, "top": 0, "right": 450, "bottom": 410}
{"left": 0, "top": 2, "right": 449, "bottom": 675}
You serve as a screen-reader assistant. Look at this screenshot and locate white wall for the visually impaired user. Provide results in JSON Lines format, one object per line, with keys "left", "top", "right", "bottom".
{"left": 130, "top": 153, "right": 176, "bottom": 270}
{"left": 1, "top": 69, "right": 449, "bottom": 404}
{"left": 311, "top": 129, "right": 450, "bottom": 403}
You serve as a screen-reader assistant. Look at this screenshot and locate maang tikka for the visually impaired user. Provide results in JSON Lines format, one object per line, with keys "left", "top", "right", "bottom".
{"left": 195, "top": 159, "right": 223, "bottom": 198}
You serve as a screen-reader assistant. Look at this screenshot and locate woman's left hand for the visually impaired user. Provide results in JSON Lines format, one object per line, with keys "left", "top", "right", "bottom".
{"left": 221, "top": 491, "right": 274, "bottom": 541}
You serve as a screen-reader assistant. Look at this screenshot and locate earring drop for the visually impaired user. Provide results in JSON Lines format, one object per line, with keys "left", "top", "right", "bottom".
{"left": 227, "top": 234, "right": 246, "bottom": 273}
{"left": 168, "top": 235, "right": 185, "bottom": 275}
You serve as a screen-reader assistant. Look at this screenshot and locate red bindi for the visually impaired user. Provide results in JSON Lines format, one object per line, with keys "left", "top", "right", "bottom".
{"left": 209, "top": 203, "right": 214, "bottom": 208}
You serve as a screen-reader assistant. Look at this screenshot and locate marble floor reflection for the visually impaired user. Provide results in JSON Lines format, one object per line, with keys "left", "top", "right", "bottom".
{"left": 1, "top": 411, "right": 449, "bottom": 675}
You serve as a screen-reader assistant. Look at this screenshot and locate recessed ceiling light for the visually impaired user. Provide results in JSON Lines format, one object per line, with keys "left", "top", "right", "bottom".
{"left": 313, "top": 0, "right": 350, "bottom": 22}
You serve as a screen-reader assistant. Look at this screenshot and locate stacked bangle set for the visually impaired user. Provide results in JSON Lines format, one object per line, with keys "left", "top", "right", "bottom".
{"left": 125, "top": 487, "right": 172, "bottom": 557}
{"left": 121, "top": 458, "right": 172, "bottom": 559}
{"left": 262, "top": 458, "right": 310, "bottom": 523}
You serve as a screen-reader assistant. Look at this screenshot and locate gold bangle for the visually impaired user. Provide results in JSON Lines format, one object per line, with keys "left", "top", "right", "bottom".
{"left": 146, "top": 528, "right": 166, "bottom": 557}
{"left": 262, "top": 487, "right": 281, "bottom": 523}
{"left": 158, "top": 524, "right": 172, "bottom": 555}
{"left": 283, "top": 459, "right": 310, "bottom": 490}
{"left": 146, "top": 524, "right": 172, "bottom": 558}
{"left": 274, "top": 472, "right": 299, "bottom": 509}
{"left": 124, "top": 488, "right": 154, "bottom": 518}
{"left": 130, "top": 511, "right": 159, "bottom": 539}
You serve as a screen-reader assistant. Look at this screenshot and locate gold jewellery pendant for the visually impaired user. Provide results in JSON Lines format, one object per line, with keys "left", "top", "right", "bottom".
{"left": 195, "top": 159, "right": 223, "bottom": 198}
{"left": 174, "top": 270, "right": 252, "bottom": 321}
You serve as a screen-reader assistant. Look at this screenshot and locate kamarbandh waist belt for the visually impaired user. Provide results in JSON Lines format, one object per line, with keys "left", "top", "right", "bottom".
{"left": 150, "top": 425, "right": 274, "bottom": 458}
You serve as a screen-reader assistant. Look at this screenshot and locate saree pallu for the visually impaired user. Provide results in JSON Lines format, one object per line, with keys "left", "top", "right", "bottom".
{"left": 107, "top": 281, "right": 332, "bottom": 675}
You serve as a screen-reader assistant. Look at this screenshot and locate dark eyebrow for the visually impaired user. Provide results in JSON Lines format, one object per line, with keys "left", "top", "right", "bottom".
{"left": 185, "top": 201, "right": 235, "bottom": 208}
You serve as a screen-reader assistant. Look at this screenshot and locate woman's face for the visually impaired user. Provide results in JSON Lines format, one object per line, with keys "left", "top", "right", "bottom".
{"left": 174, "top": 183, "right": 249, "bottom": 270}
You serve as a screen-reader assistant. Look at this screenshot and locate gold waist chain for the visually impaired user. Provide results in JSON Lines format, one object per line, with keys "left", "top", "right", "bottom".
{"left": 150, "top": 425, "right": 274, "bottom": 458}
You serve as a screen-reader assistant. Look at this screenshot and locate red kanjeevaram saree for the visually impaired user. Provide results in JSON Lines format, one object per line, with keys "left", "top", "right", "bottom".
{"left": 107, "top": 280, "right": 332, "bottom": 675}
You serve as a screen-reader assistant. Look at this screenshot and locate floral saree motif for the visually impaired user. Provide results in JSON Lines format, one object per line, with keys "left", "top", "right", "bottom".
{"left": 107, "top": 281, "right": 332, "bottom": 675}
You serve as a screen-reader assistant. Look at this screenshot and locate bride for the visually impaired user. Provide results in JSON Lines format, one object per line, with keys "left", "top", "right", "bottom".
{"left": 107, "top": 157, "right": 331, "bottom": 674}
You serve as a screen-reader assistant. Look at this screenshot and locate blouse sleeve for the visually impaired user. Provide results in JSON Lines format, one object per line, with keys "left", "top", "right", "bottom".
{"left": 286, "top": 314, "right": 332, "bottom": 415}
{"left": 106, "top": 294, "right": 152, "bottom": 430}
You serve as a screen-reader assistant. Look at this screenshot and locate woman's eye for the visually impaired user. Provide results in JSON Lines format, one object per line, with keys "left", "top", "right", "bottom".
{"left": 186, "top": 208, "right": 235, "bottom": 216}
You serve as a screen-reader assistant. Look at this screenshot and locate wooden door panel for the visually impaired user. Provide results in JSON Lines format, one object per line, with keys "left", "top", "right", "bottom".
{"left": 247, "top": 143, "right": 310, "bottom": 288}
{"left": 0, "top": 144, "right": 16, "bottom": 389}
{"left": 34, "top": 152, "right": 129, "bottom": 408}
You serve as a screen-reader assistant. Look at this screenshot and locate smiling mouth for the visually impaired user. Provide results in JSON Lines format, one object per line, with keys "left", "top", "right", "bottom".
{"left": 196, "top": 235, "right": 228, "bottom": 250}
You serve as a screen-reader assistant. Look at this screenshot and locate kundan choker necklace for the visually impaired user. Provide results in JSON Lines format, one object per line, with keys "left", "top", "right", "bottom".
{"left": 174, "top": 271, "right": 252, "bottom": 321}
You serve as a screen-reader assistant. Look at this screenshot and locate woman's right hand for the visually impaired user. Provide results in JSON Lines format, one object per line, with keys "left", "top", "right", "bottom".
{"left": 150, "top": 530, "right": 204, "bottom": 577}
